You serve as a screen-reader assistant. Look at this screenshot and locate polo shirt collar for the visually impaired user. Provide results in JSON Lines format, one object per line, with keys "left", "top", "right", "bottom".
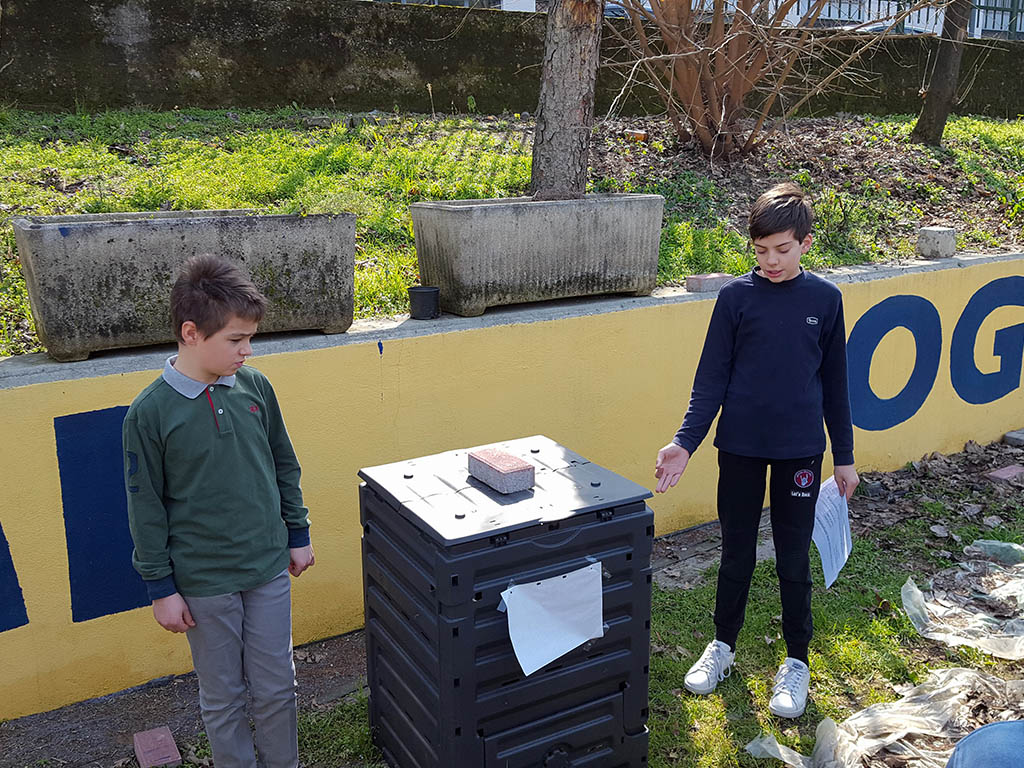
{"left": 162, "top": 355, "right": 237, "bottom": 399}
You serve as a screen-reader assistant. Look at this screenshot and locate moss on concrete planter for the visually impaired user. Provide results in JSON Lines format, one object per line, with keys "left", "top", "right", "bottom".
{"left": 410, "top": 194, "right": 664, "bottom": 317}
{"left": 12, "top": 210, "right": 355, "bottom": 361}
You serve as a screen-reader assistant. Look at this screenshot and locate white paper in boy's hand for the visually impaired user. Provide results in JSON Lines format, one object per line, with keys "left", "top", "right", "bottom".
{"left": 501, "top": 562, "right": 605, "bottom": 676}
{"left": 812, "top": 477, "right": 853, "bottom": 589}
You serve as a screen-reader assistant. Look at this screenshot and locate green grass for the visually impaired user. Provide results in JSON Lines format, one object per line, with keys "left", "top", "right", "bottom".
{"left": 646, "top": 536, "right": 926, "bottom": 767}
{"left": 297, "top": 692, "right": 382, "bottom": 767}
{"left": 2, "top": 109, "right": 1022, "bottom": 357}
{"left": 0, "top": 107, "right": 532, "bottom": 356}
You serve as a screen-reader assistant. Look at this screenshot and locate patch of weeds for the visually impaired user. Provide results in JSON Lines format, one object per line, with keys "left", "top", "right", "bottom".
{"left": 645, "top": 172, "right": 730, "bottom": 227}
{"left": 297, "top": 692, "right": 383, "bottom": 767}
{"left": 658, "top": 221, "right": 754, "bottom": 283}
{"left": 0, "top": 233, "right": 41, "bottom": 357}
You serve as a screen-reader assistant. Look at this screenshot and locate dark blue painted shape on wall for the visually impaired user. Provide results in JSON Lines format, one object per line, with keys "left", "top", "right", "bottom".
{"left": 0, "top": 522, "right": 29, "bottom": 632}
{"left": 950, "top": 276, "right": 1024, "bottom": 405}
{"left": 54, "top": 406, "right": 149, "bottom": 622}
{"left": 848, "top": 295, "right": 942, "bottom": 431}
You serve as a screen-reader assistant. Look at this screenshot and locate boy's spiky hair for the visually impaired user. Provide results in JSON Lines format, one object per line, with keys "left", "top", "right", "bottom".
{"left": 748, "top": 182, "right": 814, "bottom": 241}
{"left": 170, "top": 255, "right": 267, "bottom": 342}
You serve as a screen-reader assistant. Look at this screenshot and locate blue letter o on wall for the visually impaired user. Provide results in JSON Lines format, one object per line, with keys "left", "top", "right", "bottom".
{"left": 848, "top": 295, "right": 942, "bottom": 431}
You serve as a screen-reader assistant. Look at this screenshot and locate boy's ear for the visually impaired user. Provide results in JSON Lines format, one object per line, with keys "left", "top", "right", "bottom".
{"left": 180, "top": 320, "right": 201, "bottom": 346}
{"left": 800, "top": 233, "right": 813, "bottom": 254}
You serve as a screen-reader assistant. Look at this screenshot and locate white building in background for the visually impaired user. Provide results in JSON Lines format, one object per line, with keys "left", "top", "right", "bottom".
{"left": 784, "top": 0, "right": 1022, "bottom": 38}
{"left": 379, "top": 0, "right": 1022, "bottom": 39}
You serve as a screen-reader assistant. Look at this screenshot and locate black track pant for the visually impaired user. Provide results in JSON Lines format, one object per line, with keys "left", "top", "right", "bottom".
{"left": 713, "top": 450, "right": 823, "bottom": 664}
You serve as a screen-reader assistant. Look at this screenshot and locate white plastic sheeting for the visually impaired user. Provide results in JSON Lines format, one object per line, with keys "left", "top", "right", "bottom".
{"left": 902, "top": 540, "right": 1024, "bottom": 660}
{"left": 746, "top": 668, "right": 1024, "bottom": 767}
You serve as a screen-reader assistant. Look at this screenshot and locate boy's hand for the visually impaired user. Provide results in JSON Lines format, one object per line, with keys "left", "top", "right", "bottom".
{"left": 655, "top": 443, "right": 691, "bottom": 494}
{"left": 289, "top": 545, "right": 315, "bottom": 577}
{"left": 152, "top": 593, "right": 195, "bottom": 633}
{"left": 834, "top": 465, "right": 859, "bottom": 501}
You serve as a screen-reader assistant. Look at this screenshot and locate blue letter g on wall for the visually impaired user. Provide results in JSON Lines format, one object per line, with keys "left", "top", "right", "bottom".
{"left": 847, "top": 295, "right": 942, "bottom": 431}
{"left": 950, "top": 276, "right": 1024, "bottom": 405}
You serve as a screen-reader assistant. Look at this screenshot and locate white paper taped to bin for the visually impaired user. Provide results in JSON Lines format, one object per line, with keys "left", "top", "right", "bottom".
{"left": 501, "top": 562, "right": 605, "bottom": 676}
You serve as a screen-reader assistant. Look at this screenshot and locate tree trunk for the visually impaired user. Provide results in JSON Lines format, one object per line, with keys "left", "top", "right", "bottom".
{"left": 910, "top": 0, "right": 973, "bottom": 146}
{"left": 530, "top": 0, "right": 603, "bottom": 200}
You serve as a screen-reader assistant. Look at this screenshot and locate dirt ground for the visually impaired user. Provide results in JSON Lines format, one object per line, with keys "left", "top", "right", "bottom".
{"left": 1, "top": 437, "right": 1021, "bottom": 768}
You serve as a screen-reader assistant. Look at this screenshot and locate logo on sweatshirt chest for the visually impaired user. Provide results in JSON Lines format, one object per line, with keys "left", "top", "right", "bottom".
{"left": 249, "top": 404, "right": 259, "bottom": 414}
{"left": 806, "top": 316, "right": 819, "bottom": 325}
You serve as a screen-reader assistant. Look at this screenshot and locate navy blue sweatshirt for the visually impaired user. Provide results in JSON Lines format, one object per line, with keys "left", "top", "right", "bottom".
{"left": 673, "top": 268, "right": 855, "bottom": 465}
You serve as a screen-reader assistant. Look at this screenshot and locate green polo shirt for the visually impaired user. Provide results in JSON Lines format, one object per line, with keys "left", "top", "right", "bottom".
{"left": 124, "top": 360, "right": 310, "bottom": 599}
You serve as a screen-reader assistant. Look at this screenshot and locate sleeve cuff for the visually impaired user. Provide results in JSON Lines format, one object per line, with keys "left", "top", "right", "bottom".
{"left": 288, "top": 526, "right": 311, "bottom": 548}
{"left": 145, "top": 575, "right": 178, "bottom": 601}
{"left": 832, "top": 451, "right": 855, "bottom": 466}
{"left": 672, "top": 436, "right": 697, "bottom": 456}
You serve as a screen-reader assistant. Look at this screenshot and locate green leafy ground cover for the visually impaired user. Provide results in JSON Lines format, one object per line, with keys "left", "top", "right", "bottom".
{"left": 1, "top": 109, "right": 1022, "bottom": 358}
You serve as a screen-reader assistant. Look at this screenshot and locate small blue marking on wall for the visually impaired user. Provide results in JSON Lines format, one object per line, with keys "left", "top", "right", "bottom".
{"left": 54, "top": 406, "right": 149, "bottom": 622}
{"left": 0, "top": 522, "right": 29, "bottom": 632}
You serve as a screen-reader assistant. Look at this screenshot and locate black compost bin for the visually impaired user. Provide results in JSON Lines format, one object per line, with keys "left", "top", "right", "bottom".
{"left": 358, "top": 435, "right": 654, "bottom": 768}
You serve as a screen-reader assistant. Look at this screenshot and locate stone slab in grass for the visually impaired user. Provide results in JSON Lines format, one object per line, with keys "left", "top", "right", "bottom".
{"left": 133, "top": 726, "right": 181, "bottom": 768}
{"left": 917, "top": 226, "right": 956, "bottom": 259}
{"left": 986, "top": 464, "right": 1024, "bottom": 483}
{"left": 1004, "top": 429, "right": 1024, "bottom": 447}
{"left": 685, "top": 272, "right": 733, "bottom": 292}
{"left": 12, "top": 210, "right": 356, "bottom": 361}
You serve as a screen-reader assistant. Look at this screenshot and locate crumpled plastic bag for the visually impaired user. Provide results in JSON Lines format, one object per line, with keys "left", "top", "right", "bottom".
{"left": 902, "top": 539, "right": 1024, "bottom": 660}
{"left": 745, "top": 667, "right": 1024, "bottom": 767}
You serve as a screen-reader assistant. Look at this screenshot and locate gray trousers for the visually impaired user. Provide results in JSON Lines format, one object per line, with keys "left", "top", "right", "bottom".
{"left": 183, "top": 571, "right": 298, "bottom": 768}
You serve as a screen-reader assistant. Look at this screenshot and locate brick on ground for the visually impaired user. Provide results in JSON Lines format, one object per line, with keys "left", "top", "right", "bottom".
{"left": 686, "top": 273, "right": 734, "bottom": 293}
{"left": 133, "top": 726, "right": 182, "bottom": 768}
{"left": 986, "top": 464, "right": 1024, "bottom": 483}
{"left": 468, "top": 448, "right": 535, "bottom": 494}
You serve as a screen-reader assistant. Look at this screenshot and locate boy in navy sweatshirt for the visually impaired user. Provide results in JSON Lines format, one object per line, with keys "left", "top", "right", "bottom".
{"left": 654, "top": 183, "right": 858, "bottom": 718}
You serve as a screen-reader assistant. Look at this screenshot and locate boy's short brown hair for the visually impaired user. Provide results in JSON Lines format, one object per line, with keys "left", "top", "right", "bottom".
{"left": 170, "top": 255, "right": 267, "bottom": 342}
{"left": 748, "top": 182, "right": 813, "bottom": 241}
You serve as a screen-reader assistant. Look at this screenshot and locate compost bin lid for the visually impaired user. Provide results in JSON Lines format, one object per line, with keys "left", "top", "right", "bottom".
{"left": 358, "top": 435, "right": 653, "bottom": 546}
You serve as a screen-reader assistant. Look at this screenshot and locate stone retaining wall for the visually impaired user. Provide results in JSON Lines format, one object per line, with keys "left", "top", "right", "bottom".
{"left": 1, "top": 1, "right": 1022, "bottom": 117}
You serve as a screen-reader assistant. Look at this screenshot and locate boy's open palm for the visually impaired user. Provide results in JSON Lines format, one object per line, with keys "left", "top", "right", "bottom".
{"left": 289, "top": 545, "right": 315, "bottom": 577}
{"left": 152, "top": 593, "right": 196, "bottom": 633}
{"left": 655, "top": 443, "right": 691, "bottom": 493}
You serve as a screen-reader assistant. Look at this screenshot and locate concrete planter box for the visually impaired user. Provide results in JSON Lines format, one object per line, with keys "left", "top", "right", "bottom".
{"left": 12, "top": 210, "right": 356, "bottom": 361}
{"left": 410, "top": 193, "right": 664, "bottom": 316}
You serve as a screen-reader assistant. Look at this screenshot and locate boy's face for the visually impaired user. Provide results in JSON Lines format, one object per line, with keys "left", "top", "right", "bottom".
{"left": 752, "top": 229, "right": 811, "bottom": 283}
{"left": 182, "top": 314, "right": 258, "bottom": 380}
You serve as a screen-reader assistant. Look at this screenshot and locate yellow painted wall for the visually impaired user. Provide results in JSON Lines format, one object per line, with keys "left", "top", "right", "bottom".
{"left": 0, "top": 257, "right": 1022, "bottom": 719}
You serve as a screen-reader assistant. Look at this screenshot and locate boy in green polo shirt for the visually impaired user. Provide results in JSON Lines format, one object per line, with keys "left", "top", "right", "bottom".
{"left": 124, "top": 255, "right": 314, "bottom": 768}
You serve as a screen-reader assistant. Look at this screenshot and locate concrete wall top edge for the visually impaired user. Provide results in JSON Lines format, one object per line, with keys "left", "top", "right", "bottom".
{"left": 1, "top": 251, "right": 1021, "bottom": 391}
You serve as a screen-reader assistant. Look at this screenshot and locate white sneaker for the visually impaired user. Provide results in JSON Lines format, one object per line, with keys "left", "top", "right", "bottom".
{"left": 769, "top": 657, "right": 810, "bottom": 718}
{"left": 684, "top": 640, "right": 735, "bottom": 695}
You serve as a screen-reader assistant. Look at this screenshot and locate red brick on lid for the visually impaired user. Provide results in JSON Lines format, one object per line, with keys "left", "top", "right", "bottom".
{"left": 133, "top": 726, "right": 182, "bottom": 768}
{"left": 468, "top": 448, "right": 535, "bottom": 494}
